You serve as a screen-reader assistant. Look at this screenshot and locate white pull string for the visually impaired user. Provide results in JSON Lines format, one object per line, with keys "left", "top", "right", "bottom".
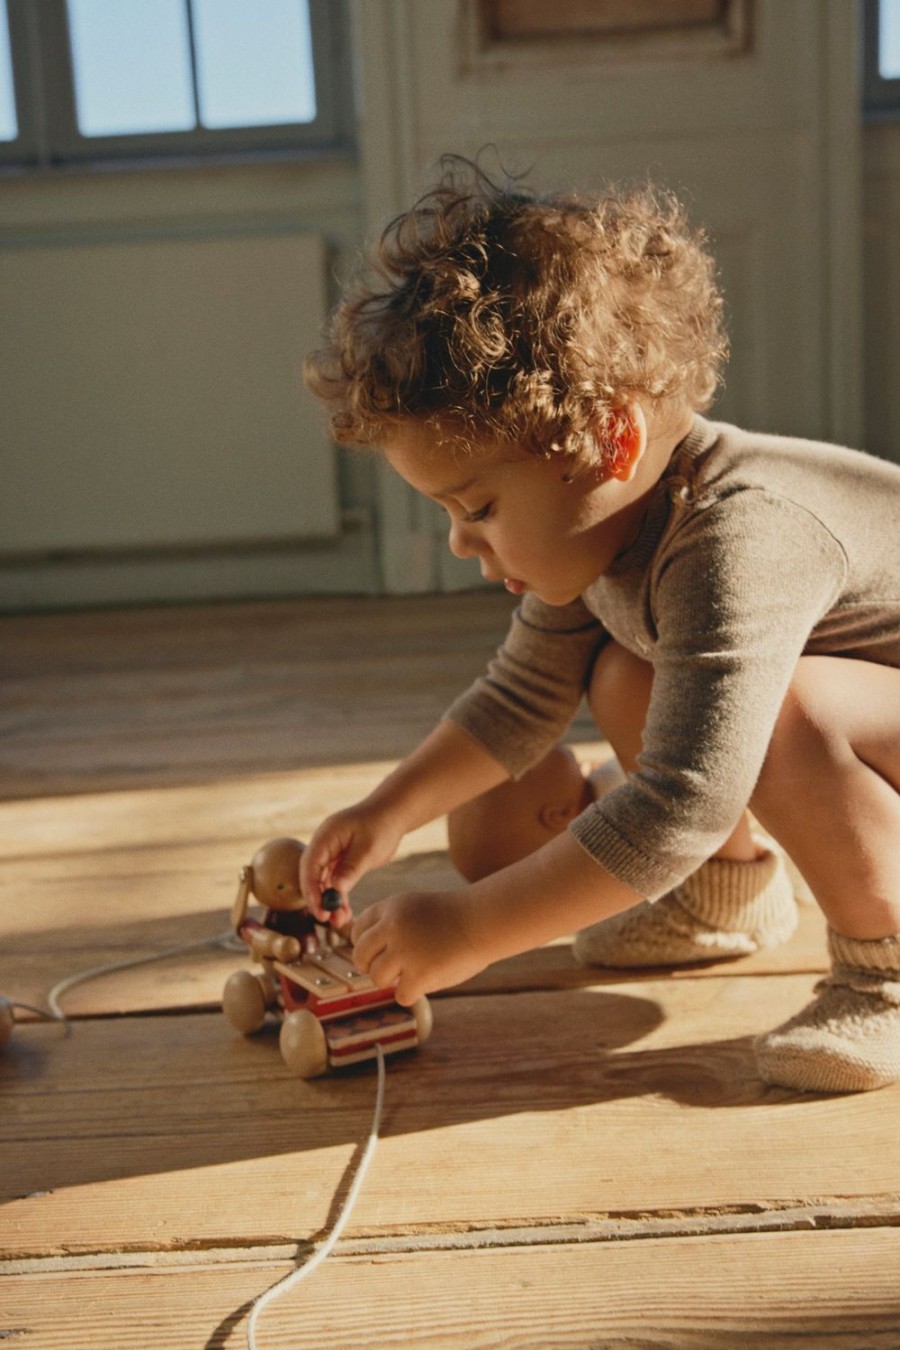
{"left": 3, "top": 930, "right": 387, "bottom": 1350}
{"left": 247, "top": 1044, "right": 386, "bottom": 1350}
{"left": 45, "top": 930, "right": 239, "bottom": 1022}
{"left": 0, "top": 996, "right": 66, "bottom": 1025}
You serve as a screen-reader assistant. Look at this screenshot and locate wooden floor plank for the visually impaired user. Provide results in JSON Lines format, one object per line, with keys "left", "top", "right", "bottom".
{"left": 3, "top": 1229, "right": 900, "bottom": 1349}
{"left": 3, "top": 977, "right": 898, "bottom": 1259}
{"left": 0, "top": 594, "right": 526, "bottom": 798}
{"left": 2, "top": 594, "right": 891, "bottom": 1349}
{"left": 0, "top": 760, "right": 444, "bottom": 858}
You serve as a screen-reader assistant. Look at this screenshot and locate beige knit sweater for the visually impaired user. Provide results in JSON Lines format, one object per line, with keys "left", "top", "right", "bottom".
{"left": 446, "top": 416, "right": 900, "bottom": 899}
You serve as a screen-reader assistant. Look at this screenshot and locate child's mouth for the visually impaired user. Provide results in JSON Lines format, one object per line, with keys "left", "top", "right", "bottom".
{"left": 504, "top": 578, "right": 526, "bottom": 595}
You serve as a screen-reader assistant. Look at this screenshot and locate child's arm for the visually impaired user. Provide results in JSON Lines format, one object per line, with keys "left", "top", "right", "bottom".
{"left": 300, "top": 718, "right": 511, "bottom": 916}
{"left": 350, "top": 829, "right": 642, "bottom": 1006}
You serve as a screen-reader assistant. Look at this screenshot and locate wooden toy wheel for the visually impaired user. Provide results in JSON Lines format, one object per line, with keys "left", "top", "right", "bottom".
{"left": 279, "top": 1009, "right": 328, "bottom": 1078}
{"left": 412, "top": 996, "right": 433, "bottom": 1044}
{"left": 223, "top": 970, "right": 268, "bottom": 1034}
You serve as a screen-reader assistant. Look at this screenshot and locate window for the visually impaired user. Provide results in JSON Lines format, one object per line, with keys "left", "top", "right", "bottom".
{"left": 0, "top": 2, "right": 16, "bottom": 142}
{"left": 864, "top": 0, "right": 900, "bottom": 114}
{"left": 0, "top": 0, "right": 350, "bottom": 167}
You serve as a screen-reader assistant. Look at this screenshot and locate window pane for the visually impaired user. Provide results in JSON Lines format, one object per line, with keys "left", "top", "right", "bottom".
{"left": 881, "top": 0, "right": 900, "bottom": 78}
{"left": 0, "top": 0, "right": 17, "bottom": 141}
{"left": 67, "top": 0, "right": 195, "bottom": 136}
{"left": 192, "top": 0, "right": 316, "bottom": 129}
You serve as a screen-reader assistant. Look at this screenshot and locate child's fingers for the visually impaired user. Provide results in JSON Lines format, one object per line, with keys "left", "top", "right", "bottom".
{"left": 300, "top": 832, "right": 349, "bottom": 907}
{"left": 304, "top": 828, "right": 371, "bottom": 903}
{"left": 298, "top": 839, "right": 325, "bottom": 903}
{"left": 355, "top": 926, "right": 401, "bottom": 989}
{"left": 350, "top": 907, "right": 385, "bottom": 968}
{"left": 368, "top": 951, "right": 404, "bottom": 993}
{"left": 392, "top": 972, "right": 421, "bottom": 1008}
{"left": 352, "top": 908, "right": 405, "bottom": 990}
{"left": 350, "top": 903, "right": 377, "bottom": 946}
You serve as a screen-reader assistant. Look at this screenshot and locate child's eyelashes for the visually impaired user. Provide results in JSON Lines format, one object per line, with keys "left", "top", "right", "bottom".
{"left": 463, "top": 503, "right": 493, "bottom": 524}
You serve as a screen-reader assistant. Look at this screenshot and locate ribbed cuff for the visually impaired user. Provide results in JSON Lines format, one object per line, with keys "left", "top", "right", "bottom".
{"left": 677, "top": 849, "right": 783, "bottom": 930}
{"left": 568, "top": 806, "right": 687, "bottom": 899}
{"left": 828, "top": 927, "right": 900, "bottom": 975}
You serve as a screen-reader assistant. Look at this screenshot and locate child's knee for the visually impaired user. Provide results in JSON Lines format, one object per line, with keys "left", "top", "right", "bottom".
{"left": 448, "top": 744, "right": 590, "bottom": 882}
{"left": 587, "top": 641, "right": 654, "bottom": 747}
{"left": 753, "top": 658, "right": 846, "bottom": 808}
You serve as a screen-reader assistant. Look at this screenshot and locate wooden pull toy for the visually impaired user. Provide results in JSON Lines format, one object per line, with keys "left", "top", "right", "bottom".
{"left": 222, "top": 837, "right": 432, "bottom": 1078}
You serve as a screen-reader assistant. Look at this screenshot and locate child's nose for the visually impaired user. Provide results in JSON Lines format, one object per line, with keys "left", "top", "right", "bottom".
{"left": 448, "top": 518, "right": 478, "bottom": 559}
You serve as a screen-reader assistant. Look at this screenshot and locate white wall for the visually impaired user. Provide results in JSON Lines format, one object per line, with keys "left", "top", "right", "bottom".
{"left": 864, "top": 122, "right": 900, "bottom": 465}
{"left": 355, "top": 0, "right": 866, "bottom": 593}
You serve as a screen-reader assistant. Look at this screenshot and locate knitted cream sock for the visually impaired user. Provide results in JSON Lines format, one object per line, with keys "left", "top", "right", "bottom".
{"left": 755, "top": 928, "right": 900, "bottom": 1092}
{"left": 573, "top": 848, "right": 798, "bottom": 969}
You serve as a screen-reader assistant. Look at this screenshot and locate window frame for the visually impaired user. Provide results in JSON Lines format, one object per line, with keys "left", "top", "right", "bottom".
{"left": 864, "top": 0, "right": 900, "bottom": 116}
{"left": 0, "top": 0, "right": 353, "bottom": 169}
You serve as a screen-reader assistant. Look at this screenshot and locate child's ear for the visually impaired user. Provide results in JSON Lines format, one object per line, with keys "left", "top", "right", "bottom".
{"left": 600, "top": 405, "right": 647, "bottom": 482}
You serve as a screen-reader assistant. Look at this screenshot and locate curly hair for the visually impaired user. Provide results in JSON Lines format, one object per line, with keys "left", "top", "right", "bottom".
{"left": 304, "top": 156, "right": 728, "bottom": 465}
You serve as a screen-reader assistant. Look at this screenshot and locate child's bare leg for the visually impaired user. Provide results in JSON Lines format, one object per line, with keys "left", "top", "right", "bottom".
{"left": 448, "top": 744, "right": 591, "bottom": 882}
{"left": 574, "top": 640, "right": 797, "bottom": 969}
{"left": 750, "top": 655, "right": 900, "bottom": 939}
{"left": 749, "top": 655, "right": 900, "bottom": 1092}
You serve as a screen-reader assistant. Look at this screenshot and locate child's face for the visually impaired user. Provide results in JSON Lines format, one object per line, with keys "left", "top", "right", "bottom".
{"left": 382, "top": 419, "right": 651, "bottom": 607}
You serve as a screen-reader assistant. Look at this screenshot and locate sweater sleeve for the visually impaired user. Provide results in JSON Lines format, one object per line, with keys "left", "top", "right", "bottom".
{"left": 569, "top": 489, "right": 848, "bottom": 897}
{"left": 444, "top": 593, "right": 607, "bottom": 778}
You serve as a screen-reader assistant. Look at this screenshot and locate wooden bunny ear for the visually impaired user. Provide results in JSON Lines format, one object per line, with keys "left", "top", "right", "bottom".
{"left": 231, "top": 864, "right": 254, "bottom": 929}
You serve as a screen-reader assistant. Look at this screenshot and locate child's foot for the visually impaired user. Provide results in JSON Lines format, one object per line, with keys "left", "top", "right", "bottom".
{"left": 573, "top": 848, "right": 797, "bottom": 969}
{"left": 755, "top": 929, "right": 900, "bottom": 1092}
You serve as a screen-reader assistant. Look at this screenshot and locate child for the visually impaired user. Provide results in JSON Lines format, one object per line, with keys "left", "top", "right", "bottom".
{"left": 301, "top": 157, "right": 900, "bottom": 1095}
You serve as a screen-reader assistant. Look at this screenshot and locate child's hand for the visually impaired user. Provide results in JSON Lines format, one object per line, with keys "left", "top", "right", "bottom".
{"left": 351, "top": 889, "right": 486, "bottom": 1006}
{"left": 301, "top": 804, "right": 404, "bottom": 921}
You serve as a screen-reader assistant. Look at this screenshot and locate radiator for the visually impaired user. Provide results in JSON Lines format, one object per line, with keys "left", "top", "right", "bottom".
{"left": 0, "top": 230, "right": 338, "bottom": 555}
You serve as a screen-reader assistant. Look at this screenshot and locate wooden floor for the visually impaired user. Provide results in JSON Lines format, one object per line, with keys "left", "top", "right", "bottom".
{"left": 1, "top": 593, "right": 899, "bottom": 1349}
